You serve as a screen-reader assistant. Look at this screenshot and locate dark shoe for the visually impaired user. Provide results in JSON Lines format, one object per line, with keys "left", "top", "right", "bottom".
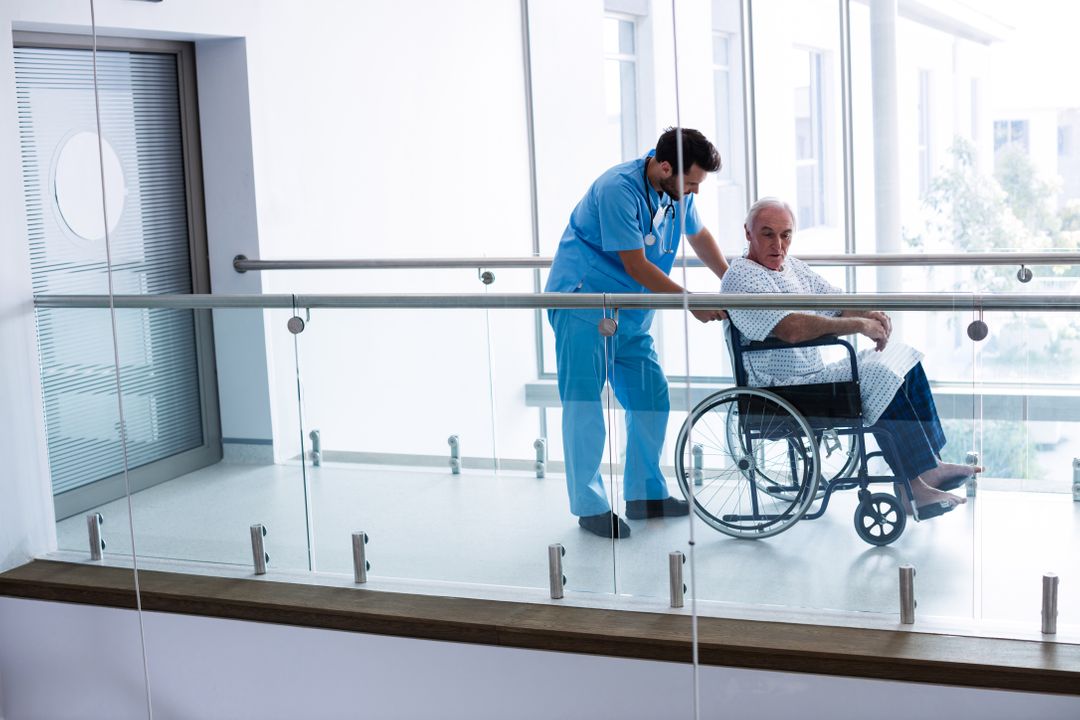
{"left": 578, "top": 511, "right": 631, "bottom": 538}
{"left": 625, "top": 496, "right": 689, "bottom": 520}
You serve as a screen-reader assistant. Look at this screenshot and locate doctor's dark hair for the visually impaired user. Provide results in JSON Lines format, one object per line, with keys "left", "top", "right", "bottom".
{"left": 654, "top": 127, "right": 722, "bottom": 174}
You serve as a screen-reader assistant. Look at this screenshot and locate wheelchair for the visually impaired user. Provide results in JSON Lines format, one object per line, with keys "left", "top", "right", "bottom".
{"left": 673, "top": 323, "right": 911, "bottom": 546}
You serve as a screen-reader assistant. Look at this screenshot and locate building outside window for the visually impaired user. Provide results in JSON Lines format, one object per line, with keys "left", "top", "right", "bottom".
{"left": 603, "top": 14, "right": 639, "bottom": 164}
{"left": 793, "top": 47, "right": 826, "bottom": 228}
{"left": 993, "top": 118, "right": 1029, "bottom": 152}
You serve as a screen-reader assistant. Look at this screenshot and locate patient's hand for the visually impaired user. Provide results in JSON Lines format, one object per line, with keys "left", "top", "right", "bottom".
{"left": 859, "top": 317, "right": 889, "bottom": 351}
{"left": 867, "top": 311, "right": 891, "bottom": 339}
{"left": 692, "top": 309, "right": 726, "bottom": 323}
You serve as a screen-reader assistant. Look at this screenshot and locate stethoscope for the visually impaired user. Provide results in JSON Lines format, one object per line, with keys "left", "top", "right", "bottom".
{"left": 643, "top": 157, "right": 676, "bottom": 254}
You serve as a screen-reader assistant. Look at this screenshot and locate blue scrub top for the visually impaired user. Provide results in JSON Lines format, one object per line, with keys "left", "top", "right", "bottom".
{"left": 545, "top": 150, "right": 703, "bottom": 329}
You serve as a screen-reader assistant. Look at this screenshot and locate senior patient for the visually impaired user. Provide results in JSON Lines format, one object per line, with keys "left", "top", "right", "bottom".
{"left": 720, "top": 197, "right": 982, "bottom": 521}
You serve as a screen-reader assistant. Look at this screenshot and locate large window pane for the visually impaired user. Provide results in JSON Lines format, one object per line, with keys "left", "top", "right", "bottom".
{"left": 752, "top": 0, "right": 844, "bottom": 252}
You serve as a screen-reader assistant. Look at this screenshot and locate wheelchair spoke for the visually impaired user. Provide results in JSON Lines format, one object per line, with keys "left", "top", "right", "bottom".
{"left": 675, "top": 388, "right": 820, "bottom": 539}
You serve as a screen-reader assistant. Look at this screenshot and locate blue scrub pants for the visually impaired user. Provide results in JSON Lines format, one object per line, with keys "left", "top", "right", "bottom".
{"left": 549, "top": 309, "right": 671, "bottom": 517}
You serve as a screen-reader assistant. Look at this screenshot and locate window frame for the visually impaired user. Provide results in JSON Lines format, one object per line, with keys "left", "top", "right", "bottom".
{"left": 792, "top": 45, "right": 828, "bottom": 229}
{"left": 603, "top": 11, "right": 642, "bottom": 163}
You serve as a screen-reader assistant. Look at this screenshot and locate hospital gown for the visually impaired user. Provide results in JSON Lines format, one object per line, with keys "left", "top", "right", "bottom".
{"left": 720, "top": 256, "right": 921, "bottom": 425}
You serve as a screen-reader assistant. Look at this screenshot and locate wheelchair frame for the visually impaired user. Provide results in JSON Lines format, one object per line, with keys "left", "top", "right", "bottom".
{"left": 674, "top": 323, "right": 914, "bottom": 546}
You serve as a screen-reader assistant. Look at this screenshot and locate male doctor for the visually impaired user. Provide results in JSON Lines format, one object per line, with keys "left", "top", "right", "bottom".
{"left": 545, "top": 127, "right": 729, "bottom": 538}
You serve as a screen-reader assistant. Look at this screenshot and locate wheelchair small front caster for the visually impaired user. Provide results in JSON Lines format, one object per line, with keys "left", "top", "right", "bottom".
{"left": 854, "top": 492, "right": 907, "bottom": 546}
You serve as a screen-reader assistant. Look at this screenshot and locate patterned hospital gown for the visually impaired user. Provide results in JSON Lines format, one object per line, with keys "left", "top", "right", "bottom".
{"left": 720, "top": 256, "right": 922, "bottom": 424}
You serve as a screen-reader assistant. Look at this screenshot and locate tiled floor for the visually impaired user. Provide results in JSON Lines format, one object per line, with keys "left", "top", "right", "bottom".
{"left": 56, "top": 460, "right": 1080, "bottom": 636}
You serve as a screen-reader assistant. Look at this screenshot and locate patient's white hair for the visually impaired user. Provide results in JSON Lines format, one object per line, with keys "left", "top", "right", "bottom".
{"left": 744, "top": 197, "right": 796, "bottom": 233}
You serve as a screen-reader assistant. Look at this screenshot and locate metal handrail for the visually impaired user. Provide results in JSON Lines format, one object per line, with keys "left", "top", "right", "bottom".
{"left": 32, "top": 292, "right": 1080, "bottom": 312}
{"left": 232, "top": 252, "right": 1080, "bottom": 273}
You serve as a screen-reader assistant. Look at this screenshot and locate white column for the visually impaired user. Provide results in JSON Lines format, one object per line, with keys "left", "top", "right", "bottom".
{"left": 870, "top": 0, "right": 901, "bottom": 292}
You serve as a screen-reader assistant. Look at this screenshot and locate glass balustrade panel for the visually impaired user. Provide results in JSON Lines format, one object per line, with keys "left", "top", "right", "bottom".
{"left": 677, "top": 299, "right": 979, "bottom": 625}
{"left": 294, "top": 304, "right": 549, "bottom": 591}
{"left": 100, "top": 307, "right": 311, "bottom": 573}
{"left": 974, "top": 308, "right": 1080, "bottom": 642}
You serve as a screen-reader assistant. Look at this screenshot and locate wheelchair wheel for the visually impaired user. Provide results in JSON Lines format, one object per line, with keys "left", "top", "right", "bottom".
{"left": 675, "top": 387, "right": 821, "bottom": 539}
{"left": 723, "top": 408, "right": 860, "bottom": 497}
{"left": 854, "top": 492, "right": 906, "bottom": 546}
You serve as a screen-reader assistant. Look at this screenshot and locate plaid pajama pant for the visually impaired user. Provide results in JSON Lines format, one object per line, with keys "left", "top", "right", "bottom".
{"left": 870, "top": 363, "right": 946, "bottom": 481}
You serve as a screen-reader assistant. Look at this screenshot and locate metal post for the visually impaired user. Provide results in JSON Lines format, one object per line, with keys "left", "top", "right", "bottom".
{"left": 250, "top": 524, "right": 268, "bottom": 575}
{"left": 965, "top": 451, "right": 980, "bottom": 497}
{"left": 548, "top": 543, "right": 565, "bottom": 600}
{"left": 352, "top": 531, "right": 369, "bottom": 584}
{"left": 669, "top": 552, "right": 686, "bottom": 608}
{"left": 534, "top": 438, "right": 547, "bottom": 478}
{"left": 692, "top": 443, "right": 704, "bottom": 487}
{"left": 448, "top": 435, "right": 461, "bottom": 474}
{"left": 899, "top": 564, "right": 916, "bottom": 624}
{"left": 309, "top": 429, "right": 322, "bottom": 467}
{"left": 1042, "top": 573, "right": 1059, "bottom": 635}
{"left": 86, "top": 513, "right": 104, "bottom": 561}
{"left": 1073, "top": 458, "right": 1080, "bottom": 502}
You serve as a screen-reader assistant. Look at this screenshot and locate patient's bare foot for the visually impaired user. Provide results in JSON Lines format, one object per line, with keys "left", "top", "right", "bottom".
{"left": 910, "top": 478, "right": 966, "bottom": 508}
{"left": 894, "top": 478, "right": 966, "bottom": 516}
{"left": 921, "top": 461, "right": 983, "bottom": 490}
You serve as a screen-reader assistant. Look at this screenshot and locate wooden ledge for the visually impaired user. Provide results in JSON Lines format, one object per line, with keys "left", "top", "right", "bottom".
{"left": 2, "top": 560, "right": 1078, "bottom": 695}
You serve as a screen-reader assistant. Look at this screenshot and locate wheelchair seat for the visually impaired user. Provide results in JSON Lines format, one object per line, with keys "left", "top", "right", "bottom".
{"left": 726, "top": 322, "right": 863, "bottom": 428}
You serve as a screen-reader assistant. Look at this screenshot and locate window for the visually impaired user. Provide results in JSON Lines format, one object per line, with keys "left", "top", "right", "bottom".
{"left": 15, "top": 35, "right": 219, "bottom": 519}
{"left": 793, "top": 48, "right": 826, "bottom": 228}
{"left": 712, "top": 32, "right": 734, "bottom": 182}
{"left": 603, "top": 14, "right": 639, "bottom": 163}
{"left": 918, "top": 70, "right": 932, "bottom": 196}
{"left": 994, "top": 119, "right": 1030, "bottom": 153}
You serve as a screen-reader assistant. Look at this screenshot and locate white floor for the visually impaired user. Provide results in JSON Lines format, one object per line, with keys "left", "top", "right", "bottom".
{"left": 55, "top": 460, "right": 1080, "bottom": 638}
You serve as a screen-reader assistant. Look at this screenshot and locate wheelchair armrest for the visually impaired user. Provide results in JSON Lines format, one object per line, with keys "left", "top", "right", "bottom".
{"left": 743, "top": 335, "right": 860, "bottom": 385}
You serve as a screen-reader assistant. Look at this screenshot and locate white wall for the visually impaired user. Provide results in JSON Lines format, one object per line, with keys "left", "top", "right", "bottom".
{"left": 245, "top": 0, "right": 537, "bottom": 463}
{"left": 2, "top": 597, "right": 1079, "bottom": 720}
{"left": 197, "top": 37, "right": 275, "bottom": 451}
{"left": 0, "top": 0, "right": 542, "bottom": 477}
{"left": 0, "top": 2, "right": 63, "bottom": 573}
{"left": 0, "top": 0, "right": 271, "bottom": 569}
